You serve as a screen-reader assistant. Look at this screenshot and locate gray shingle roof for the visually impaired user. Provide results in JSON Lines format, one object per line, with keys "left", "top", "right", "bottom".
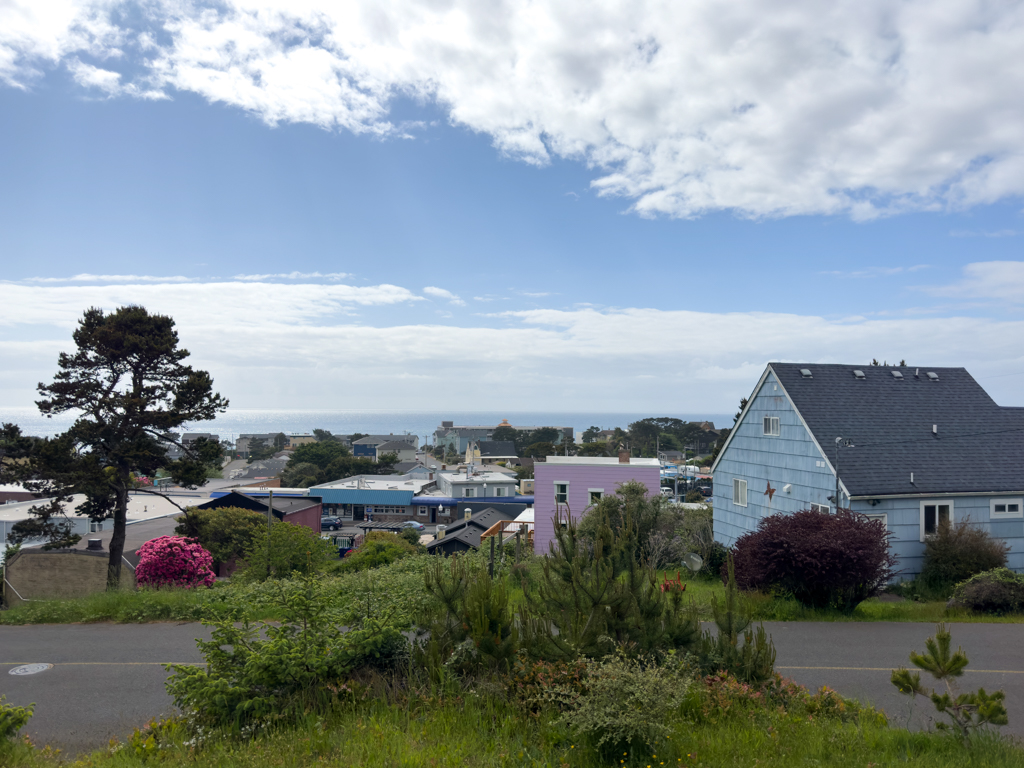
{"left": 353, "top": 435, "right": 417, "bottom": 445}
{"left": 376, "top": 440, "right": 415, "bottom": 451}
{"left": 477, "top": 441, "right": 516, "bottom": 457}
{"left": 769, "top": 362, "right": 1024, "bottom": 497}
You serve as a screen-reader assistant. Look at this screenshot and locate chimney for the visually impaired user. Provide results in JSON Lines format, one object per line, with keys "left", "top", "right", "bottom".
{"left": 86, "top": 539, "right": 103, "bottom": 551}
{"left": 618, "top": 450, "right": 630, "bottom": 464}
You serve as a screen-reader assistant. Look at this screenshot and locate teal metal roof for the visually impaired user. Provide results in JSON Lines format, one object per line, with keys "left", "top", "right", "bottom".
{"left": 315, "top": 489, "right": 414, "bottom": 506}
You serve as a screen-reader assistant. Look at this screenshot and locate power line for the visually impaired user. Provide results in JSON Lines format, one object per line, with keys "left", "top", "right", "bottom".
{"left": 854, "top": 424, "right": 1024, "bottom": 449}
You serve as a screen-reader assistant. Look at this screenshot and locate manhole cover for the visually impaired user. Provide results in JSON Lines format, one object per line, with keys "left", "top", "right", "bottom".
{"left": 9, "top": 663, "right": 53, "bottom": 676}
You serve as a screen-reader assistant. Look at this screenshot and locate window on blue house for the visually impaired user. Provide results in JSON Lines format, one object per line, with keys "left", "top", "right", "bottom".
{"left": 991, "top": 499, "right": 1023, "bottom": 519}
{"left": 920, "top": 501, "right": 952, "bottom": 541}
{"left": 762, "top": 416, "right": 780, "bottom": 436}
{"left": 733, "top": 478, "right": 747, "bottom": 507}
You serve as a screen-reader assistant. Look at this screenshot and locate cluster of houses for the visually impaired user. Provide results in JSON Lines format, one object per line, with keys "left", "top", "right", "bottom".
{"left": 7, "top": 375, "right": 1024, "bottom": 584}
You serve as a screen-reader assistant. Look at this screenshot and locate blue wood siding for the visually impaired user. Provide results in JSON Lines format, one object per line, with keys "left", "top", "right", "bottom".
{"left": 713, "top": 371, "right": 835, "bottom": 544}
{"left": 851, "top": 496, "right": 1024, "bottom": 578}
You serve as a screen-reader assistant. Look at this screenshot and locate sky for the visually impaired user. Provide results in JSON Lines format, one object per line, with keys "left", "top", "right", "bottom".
{"left": 1, "top": 0, "right": 1023, "bottom": 414}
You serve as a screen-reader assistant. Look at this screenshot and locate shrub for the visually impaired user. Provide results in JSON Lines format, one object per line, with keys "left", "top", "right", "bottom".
{"left": 165, "top": 574, "right": 406, "bottom": 730}
{"left": 731, "top": 509, "right": 898, "bottom": 613}
{"left": 555, "top": 655, "right": 689, "bottom": 753}
{"left": 951, "top": 568, "right": 1024, "bottom": 614}
{"left": 398, "top": 526, "right": 421, "bottom": 547}
{"left": 685, "top": 489, "right": 706, "bottom": 503}
{"left": 236, "top": 521, "right": 335, "bottom": 581}
{"left": 0, "top": 695, "right": 33, "bottom": 743}
{"left": 919, "top": 520, "right": 1008, "bottom": 597}
{"left": 135, "top": 536, "right": 216, "bottom": 589}
{"left": 332, "top": 532, "right": 418, "bottom": 573}
{"left": 174, "top": 506, "right": 267, "bottom": 568}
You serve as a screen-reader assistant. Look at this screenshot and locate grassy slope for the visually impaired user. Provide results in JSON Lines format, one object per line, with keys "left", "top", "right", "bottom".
{"left": 4, "top": 691, "right": 1023, "bottom": 767}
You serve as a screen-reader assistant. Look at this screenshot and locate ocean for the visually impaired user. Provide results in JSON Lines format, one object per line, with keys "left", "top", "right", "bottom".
{"left": 0, "top": 408, "right": 732, "bottom": 441}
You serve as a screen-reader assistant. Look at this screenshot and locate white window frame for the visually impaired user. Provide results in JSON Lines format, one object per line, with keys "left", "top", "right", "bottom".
{"left": 920, "top": 499, "right": 953, "bottom": 542}
{"left": 733, "top": 478, "right": 747, "bottom": 507}
{"left": 810, "top": 502, "right": 829, "bottom": 514}
{"left": 588, "top": 488, "right": 604, "bottom": 505}
{"left": 860, "top": 512, "right": 887, "bottom": 528}
{"left": 990, "top": 498, "right": 1023, "bottom": 520}
{"left": 762, "top": 416, "right": 780, "bottom": 436}
{"left": 494, "top": 487, "right": 506, "bottom": 497}
{"left": 464, "top": 487, "right": 475, "bottom": 498}
{"left": 416, "top": 507, "right": 427, "bottom": 516}
{"left": 554, "top": 482, "right": 569, "bottom": 505}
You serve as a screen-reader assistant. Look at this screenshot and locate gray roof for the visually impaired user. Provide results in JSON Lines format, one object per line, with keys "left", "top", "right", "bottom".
{"left": 426, "top": 506, "right": 512, "bottom": 552}
{"left": 376, "top": 440, "right": 415, "bottom": 451}
{"left": 353, "top": 435, "right": 417, "bottom": 445}
{"left": 768, "top": 362, "right": 1024, "bottom": 497}
{"left": 477, "top": 441, "right": 516, "bottom": 458}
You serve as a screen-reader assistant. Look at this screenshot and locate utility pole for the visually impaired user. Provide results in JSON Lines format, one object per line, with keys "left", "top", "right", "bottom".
{"left": 833, "top": 437, "right": 853, "bottom": 511}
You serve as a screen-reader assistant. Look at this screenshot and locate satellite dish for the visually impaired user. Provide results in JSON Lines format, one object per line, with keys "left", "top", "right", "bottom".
{"left": 682, "top": 552, "right": 703, "bottom": 572}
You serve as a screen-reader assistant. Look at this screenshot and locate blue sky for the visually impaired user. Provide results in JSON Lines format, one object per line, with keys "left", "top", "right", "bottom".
{"left": 1, "top": 1, "right": 1023, "bottom": 413}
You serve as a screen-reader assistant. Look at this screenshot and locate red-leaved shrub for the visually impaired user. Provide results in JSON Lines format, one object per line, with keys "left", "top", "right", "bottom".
{"left": 135, "top": 536, "right": 216, "bottom": 589}
{"left": 729, "top": 509, "right": 898, "bottom": 613}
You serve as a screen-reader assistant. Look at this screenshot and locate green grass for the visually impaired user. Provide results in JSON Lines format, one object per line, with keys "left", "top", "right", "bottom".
{"left": 3, "top": 683, "right": 1022, "bottom": 767}
{"left": 4, "top": 556, "right": 1023, "bottom": 626}
{"left": 667, "top": 573, "right": 1024, "bottom": 623}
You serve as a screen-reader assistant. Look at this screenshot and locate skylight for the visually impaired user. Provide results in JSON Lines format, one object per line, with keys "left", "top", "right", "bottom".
{"left": 927, "top": 372, "right": 939, "bottom": 381}
{"left": 853, "top": 370, "right": 866, "bottom": 379}
{"left": 800, "top": 368, "right": 812, "bottom": 378}
{"left": 891, "top": 370, "right": 904, "bottom": 380}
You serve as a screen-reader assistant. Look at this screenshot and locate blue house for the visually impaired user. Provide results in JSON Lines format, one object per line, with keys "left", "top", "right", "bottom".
{"left": 712, "top": 363, "right": 1024, "bottom": 578}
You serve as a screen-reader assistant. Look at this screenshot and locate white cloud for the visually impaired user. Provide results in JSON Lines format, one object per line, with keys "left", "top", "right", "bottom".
{"left": 2, "top": 278, "right": 1024, "bottom": 411}
{"left": 423, "top": 286, "right": 465, "bottom": 306}
{"left": 919, "top": 261, "right": 1024, "bottom": 303}
{"left": 4, "top": 1, "right": 1024, "bottom": 219}
{"left": 232, "top": 271, "right": 351, "bottom": 281}
{"left": 66, "top": 56, "right": 167, "bottom": 99}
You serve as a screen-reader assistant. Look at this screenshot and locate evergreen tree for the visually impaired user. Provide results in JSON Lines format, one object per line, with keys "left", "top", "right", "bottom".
{"left": 8, "top": 306, "right": 227, "bottom": 588}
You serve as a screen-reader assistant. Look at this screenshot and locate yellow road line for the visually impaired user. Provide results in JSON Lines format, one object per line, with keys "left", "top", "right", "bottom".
{"left": 778, "top": 666, "right": 1024, "bottom": 674}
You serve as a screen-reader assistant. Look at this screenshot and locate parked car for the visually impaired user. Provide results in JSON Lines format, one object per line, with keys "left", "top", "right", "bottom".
{"left": 321, "top": 516, "right": 343, "bottom": 531}
{"left": 698, "top": 486, "right": 712, "bottom": 497}
{"left": 401, "top": 520, "right": 425, "bottom": 532}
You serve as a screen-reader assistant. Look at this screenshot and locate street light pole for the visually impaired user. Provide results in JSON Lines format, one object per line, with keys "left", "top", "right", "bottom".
{"left": 834, "top": 437, "right": 853, "bottom": 511}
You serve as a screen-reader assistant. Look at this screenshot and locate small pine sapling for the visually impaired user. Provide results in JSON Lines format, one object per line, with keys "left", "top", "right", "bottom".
{"left": 891, "top": 623, "right": 1008, "bottom": 743}
{"left": 698, "top": 553, "right": 776, "bottom": 683}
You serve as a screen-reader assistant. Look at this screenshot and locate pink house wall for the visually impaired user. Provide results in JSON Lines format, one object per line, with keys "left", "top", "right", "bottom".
{"left": 284, "top": 503, "right": 323, "bottom": 534}
{"left": 533, "top": 462, "right": 661, "bottom": 554}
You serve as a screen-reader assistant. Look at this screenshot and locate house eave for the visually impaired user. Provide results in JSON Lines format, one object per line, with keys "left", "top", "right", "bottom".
{"left": 850, "top": 490, "right": 1024, "bottom": 501}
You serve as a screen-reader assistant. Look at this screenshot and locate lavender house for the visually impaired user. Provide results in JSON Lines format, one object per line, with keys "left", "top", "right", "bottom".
{"left": 533, "top": 455, "right": 662, "bottom": 553}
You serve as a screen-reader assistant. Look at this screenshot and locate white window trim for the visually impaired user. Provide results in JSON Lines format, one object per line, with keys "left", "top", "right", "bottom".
{"left": 416, "top": 508, "right": 427, "bottom": 516}
{"left": 464, "top": 488, "right": 475, "bottom": 498}
{"left": 991, "top": 498, "right": 1024, "bottom": 520}
{"left": 920, "top": 499, "right": 954, "bottom": 542}
{"left": 810, "top": 502, "right": 829, "bottom": 514}
{"left": 587, "top": 488, "right": 604, "bottom": 505}
{"left": 733, "top": 478, "right": 747, "bottom": 507}
{"left": 861, "top": 512, "right": 887, "bottom": 528}
{"left": 762, "top": 416, "right": 780, "bottom": 436}
{"left": 494, "top": 487, "right": 506, "bottom": 497}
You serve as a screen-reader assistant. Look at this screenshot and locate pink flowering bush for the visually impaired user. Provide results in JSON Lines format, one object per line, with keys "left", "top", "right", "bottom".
{"left": 135, "top": 536, "right": 216, "bottom": 589}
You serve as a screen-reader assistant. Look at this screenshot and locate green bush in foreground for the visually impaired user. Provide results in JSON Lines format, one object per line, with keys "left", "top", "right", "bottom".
{"left": 165, "top": 575, "right": 406, "bottom": 730}
{"left": 0, "top": 696, "right": 33, "bottom": 744}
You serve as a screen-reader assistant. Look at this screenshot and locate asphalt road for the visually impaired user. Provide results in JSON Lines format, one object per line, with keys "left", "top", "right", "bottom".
{"left": 1, "top": 621, "right": 1022, "bottom": 755}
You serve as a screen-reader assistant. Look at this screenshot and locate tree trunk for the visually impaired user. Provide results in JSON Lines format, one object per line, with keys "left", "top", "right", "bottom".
{"left": 107, "top": 486, "right": 128, "bottom": 590}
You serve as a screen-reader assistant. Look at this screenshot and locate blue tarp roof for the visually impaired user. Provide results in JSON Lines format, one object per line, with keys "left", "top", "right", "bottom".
{"left": 315, "top": 489, "right": 415, "bottom": 506}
